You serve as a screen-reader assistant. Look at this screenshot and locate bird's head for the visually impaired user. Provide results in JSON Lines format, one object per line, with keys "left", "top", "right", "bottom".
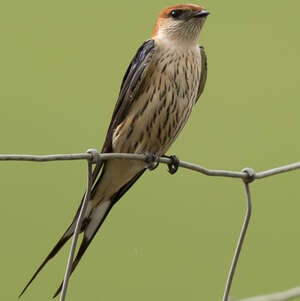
{"left": 152, "top": 4, "right": 209, "bottom": 44}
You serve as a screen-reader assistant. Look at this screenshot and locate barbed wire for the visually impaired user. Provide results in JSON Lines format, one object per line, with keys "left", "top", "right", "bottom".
{"left": 1, "top": 150, "right": 299, "bottom": 301}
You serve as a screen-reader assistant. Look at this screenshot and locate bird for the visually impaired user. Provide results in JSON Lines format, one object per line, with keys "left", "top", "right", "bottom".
{"left": 19, "top": 3, "right": 209, "bottom": 298}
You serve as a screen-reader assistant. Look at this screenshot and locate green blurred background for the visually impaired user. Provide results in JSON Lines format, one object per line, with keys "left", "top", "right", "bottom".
{"left": 0, "top": 1, "right": 299, "bottom": 300}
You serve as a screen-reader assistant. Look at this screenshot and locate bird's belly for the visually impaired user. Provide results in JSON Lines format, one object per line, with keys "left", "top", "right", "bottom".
{"left": 113, "top": 93, "right": 195, "bottom": 156}
{"left": 113, "top": 51, "right": 201, "bottom": 156}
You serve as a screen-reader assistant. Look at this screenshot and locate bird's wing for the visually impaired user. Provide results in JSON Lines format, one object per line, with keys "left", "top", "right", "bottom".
{"left": 89, "top": 38, "right": 156, "bottom": 195}
{"left": 196, "top": 46, "right": 207, "bottom": 102}
{"left": 50, "top": 41, "right": 157, "bottom": 296}
{"left": 101, "top": 38, "right": 156, "bottom": 153}
{"left": 19, "top": 39, "right": 156, "bottom": 298}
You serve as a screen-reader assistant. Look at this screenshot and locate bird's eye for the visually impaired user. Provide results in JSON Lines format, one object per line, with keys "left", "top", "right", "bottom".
{"left": 170, "top": 9, "right": 184, "bottom": 18}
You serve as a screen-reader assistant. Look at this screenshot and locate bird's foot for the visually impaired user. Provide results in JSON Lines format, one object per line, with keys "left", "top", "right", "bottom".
{"left": 163, "top": 155, "right": 180, "bottom": 175}
{"left": 144, "top": 152, "right": 160, "bottom": 171}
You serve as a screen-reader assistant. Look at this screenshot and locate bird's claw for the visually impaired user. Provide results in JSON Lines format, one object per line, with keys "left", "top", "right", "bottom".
{"left": 145, "top": 152, "right": 160, "bottom": 171}
{"left": 165, "top": 155, "right": 180, "bottom": 174}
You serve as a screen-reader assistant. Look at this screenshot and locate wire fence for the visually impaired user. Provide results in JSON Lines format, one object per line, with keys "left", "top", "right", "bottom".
{"left": 1, "top": 149, "right": 300, "bottom": 301}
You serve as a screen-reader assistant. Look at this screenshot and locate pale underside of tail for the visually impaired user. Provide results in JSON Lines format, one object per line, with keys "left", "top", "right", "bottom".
{"left": 52, "top": 199, "right": 114, "bottom": 298}
{"left": 19, "top": 199, "right": 114, "bottom": 298}
{"left": 19, "top": 164, "right": 145, "bottom": 298}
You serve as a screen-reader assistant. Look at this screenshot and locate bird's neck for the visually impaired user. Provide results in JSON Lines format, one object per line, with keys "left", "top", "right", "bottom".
{"left": 154, "top": 34, "right": 199, "bottom": 52}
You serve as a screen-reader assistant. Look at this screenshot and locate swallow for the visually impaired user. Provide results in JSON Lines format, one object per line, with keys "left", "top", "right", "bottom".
{"left": 19, "top": 3, "right": 209, "bottom": 297}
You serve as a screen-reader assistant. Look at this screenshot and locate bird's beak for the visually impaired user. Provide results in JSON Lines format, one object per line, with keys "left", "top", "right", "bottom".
{"left": 192, "top": 10, "right": 210, "bottom": 18}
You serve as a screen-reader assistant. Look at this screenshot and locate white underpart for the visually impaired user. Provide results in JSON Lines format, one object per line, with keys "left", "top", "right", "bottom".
{"left": 155, "top": 16, "right": 205, "bottom": 46}
{"left": 156, "top": 29, "right": 198, "bottom": 48}
{"left": 85, "top": 200, "right": 111, "bottom": 239}
{"left": 62, "top": 201, "right": 94, "bottom": 238}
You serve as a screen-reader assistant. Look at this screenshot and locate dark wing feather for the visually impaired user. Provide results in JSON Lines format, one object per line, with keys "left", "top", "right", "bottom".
{"left": 18, "top": 228, "right": 73, "bottom": 297}
{"left": 101, "top": 39, "right": 156, "bottom": 153}
{"left": 19, "top": 40, "right": 155, "bottom": 298}
{"left": 196, "top": 46, "right": 208, "bottom": 102}
{"left": 90, "top": 39, "right": 156, "bottom": 195}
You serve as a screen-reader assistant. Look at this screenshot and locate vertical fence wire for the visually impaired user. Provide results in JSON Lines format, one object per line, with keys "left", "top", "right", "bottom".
{"left": 0, "top": 152, "right": 299, "bottom": 300}
{"left": 59, "top": 160, "right": 93, "bottom": 301}
{"left": 222, "top": 180, "right": 252, "bottom": 301}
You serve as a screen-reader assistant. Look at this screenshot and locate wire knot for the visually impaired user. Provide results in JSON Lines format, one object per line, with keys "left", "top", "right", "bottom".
{"left": 242, "top": 167, "right": 256, "bottom": 183}
{"left": 166, "top": 155, "right": 180, "bottom": 175}
{"left": 86, "top": 148, "right": 102, "bottom": 164}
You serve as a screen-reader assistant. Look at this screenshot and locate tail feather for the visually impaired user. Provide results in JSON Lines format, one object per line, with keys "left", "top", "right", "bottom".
{"left": 20, "top": 167, "right": 146, "bottom": 298}
{"left": 52, "top": 200, "right": 115, "bottom": 298}
{"left": 19, "top": 219, "right": 78, "bottom": 298}
{"left": 53, "top": 169, "right": 146, "bottom": 298}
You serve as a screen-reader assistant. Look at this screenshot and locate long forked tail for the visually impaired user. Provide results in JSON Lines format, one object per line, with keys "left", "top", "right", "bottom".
{"left": 18, "top": 214, "right": 79, "bottom": 297}
{"left": 52, "top": 168, "right": 146, "bottom": 298}
{"left": 52, "top": 200, "right": 114, "bottom": 298}
{"left": 19, "top": 168, "right": 145, "bottom": 298}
